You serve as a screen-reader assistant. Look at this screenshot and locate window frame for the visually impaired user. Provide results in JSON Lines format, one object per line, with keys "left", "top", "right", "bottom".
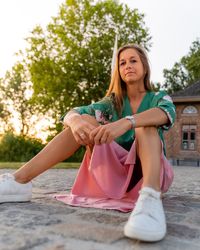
{"left": 181, "top": 125, "right": 197, "bottom": 151}
{"left": 182, "top": 105, "right": 198, "bottom": 115}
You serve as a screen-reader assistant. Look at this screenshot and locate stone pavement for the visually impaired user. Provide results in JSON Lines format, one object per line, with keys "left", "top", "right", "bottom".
{"left": 0, "top": 166, "right": 200, "bottom": 250}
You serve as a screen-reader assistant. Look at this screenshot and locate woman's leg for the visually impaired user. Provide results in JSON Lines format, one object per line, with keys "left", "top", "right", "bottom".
{"left": 14, "top": 115, "right": 99, "bottom": 184}
{"left": 135, "top": 126, "right": 162, "bottom": 191}
{"left": 14, "top": 128, "right": 81, "bottom": 183}
{"left": 124, "top": 126, "right": 166, "bottom": 242}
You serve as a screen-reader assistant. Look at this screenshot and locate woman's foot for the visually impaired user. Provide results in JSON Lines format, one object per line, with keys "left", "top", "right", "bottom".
{"left": 0, "top": 173, "right": 32, "bottom": 203}
{"left": 124, "top": 187, "right": 166, "bottom": 242}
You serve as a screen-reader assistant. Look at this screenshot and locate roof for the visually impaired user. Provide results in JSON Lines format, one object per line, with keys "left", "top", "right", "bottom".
{"left": 172, "top": 80, "right": 200, "bottom": 103}
{"left": 172, "top": 80, "right": 200, "bottom": 97}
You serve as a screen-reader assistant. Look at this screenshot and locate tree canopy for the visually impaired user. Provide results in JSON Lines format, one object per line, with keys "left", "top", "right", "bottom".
{"left": 26, "top": 0, "right": 151, "bottom": 119}
{"left": 0, "top": 62, "right": 38, "bottom": 135}
{"left": 0, "top": 0, "right": 151, "bottom": 136}
{"left": 163, "top": 39, "right": 200, "bottom": 93}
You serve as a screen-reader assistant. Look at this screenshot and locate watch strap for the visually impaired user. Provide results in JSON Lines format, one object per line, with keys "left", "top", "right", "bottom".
{"left": 125, "top": 115, "right": 136, "bottom": 129}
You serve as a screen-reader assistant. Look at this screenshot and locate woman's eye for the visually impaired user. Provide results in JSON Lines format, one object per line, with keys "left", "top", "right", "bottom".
{"left": 120, "top": 61, "right": 125, "bottom": 66}
{"left": 130, "top": 59, "right": 136, "bottom": 63}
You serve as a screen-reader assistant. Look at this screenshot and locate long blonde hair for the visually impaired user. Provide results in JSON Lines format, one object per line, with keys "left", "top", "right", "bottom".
{"left": 106, "top": 44, "right": 152, "bottom": 114}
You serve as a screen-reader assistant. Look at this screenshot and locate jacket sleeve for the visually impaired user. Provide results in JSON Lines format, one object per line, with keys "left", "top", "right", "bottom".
{"left": 60, "top": 96, "right": 115, "bottom": 125}
{"left": 151, "top": 91, "right": 176, "bottom": 131}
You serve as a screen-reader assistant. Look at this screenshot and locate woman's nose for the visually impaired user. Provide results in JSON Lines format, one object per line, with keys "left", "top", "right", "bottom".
{"left": 125, "top": 62, "right": 131, "bottom": 69}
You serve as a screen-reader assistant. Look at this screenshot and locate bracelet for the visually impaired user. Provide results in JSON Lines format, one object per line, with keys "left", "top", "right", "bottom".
{"left": 125, "top": 115, "right": 136, "bottom": 129}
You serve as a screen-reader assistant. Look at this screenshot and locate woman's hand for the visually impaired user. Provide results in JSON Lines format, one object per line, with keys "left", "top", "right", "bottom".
{"left": 64, "top": 113, "right": 96, "bottom": 145}
{"left": 89, "top": 118, "right": 131, "bottom": 145}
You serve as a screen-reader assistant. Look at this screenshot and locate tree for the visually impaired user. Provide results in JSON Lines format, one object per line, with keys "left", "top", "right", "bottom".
{"left": 0, "top": 62, "right": 38, "bottom": 136}
{"left": 163, "top": 39, "right": 200, "bottom": 93}
{"left": 0, "top": 94, "right": 12, "bottom": 132}
{"left": 182, "top": 39, "right": 200, "bottom": 83}
{"left": 25, "top": 0, "right": 151, "bottom": 126}
{"left": 0, "top": 132, "right": 44, "bottom": 162}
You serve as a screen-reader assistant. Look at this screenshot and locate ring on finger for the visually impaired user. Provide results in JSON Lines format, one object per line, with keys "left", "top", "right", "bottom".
{"left": 80, "top": 133, "right": 85, "bottom": 139}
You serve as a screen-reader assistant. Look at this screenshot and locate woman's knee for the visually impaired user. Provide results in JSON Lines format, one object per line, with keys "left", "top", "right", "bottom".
{"left": 135, "top": 126, "right": 159, "bottom": 139}
{"left": 81, "top": 114, "right": 99, "bottom": 127}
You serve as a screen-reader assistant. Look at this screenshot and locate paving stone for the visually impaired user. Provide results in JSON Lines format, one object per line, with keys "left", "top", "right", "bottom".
{"left": 50, "top": 222, "right": 124, "bottom": 243}
{"left": 77, "top": 211, "right": 127, "bottom": 225}
{"left": 165, "top": 212, "right": 186, "bottom": 223}
{"left": 0, "top": 166, "right": 200, "bottom": 249}
{"left": 167, "top": 223, "right": 200, "bottom": 240}
{"left": 114, "top": 236, "right": 200, "bottom": 250}
{"left": 184, "top": 214, "right": 200, "bottom": 226}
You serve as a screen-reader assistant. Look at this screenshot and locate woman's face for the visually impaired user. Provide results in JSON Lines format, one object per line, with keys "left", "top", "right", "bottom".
{"left": 119, "top": 48, "right": 145, "bottom": 85}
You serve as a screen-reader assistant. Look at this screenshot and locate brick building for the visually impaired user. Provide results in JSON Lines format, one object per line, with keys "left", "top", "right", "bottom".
{"left": 164, "top": 80, "right": 200, "bottom": 166}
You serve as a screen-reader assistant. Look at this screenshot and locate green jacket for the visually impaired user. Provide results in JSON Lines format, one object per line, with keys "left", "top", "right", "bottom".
{"left": 64, "top": 91, "right": 176, "bottom": 154}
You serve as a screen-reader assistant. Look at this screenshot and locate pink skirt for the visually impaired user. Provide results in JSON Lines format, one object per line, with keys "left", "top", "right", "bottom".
{"left": 54, "top": 141, "right": 174, "bottom": 212}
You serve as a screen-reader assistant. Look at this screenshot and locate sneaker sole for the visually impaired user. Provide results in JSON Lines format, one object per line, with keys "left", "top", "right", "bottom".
{"left": 0, "top": 195, "right": 32, "bottom": 203}
{"left": 124, "top": 224, "right": 166, "bottom": 242}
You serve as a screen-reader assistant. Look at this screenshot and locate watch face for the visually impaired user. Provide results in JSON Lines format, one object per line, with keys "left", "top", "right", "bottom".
{"left": 126, "top": 116, "right": 133, "bottom": 119}
{"left": 125, "top": 115, "right": 135, "bottom": 129}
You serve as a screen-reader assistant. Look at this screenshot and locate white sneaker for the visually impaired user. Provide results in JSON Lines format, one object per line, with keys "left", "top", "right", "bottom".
{"left": 0, "top": 173, "right": 32, "bottom": 203}
{"left": 124, "top": 187, "right": 166, "bottom": 242}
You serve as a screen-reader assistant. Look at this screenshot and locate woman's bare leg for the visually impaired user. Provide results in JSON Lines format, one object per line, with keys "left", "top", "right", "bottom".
{"left": 135, "top": 126, "right": 162, "bottom": 191}
{"left": 14, "top": 128, "right": 80, "bottom": 183}
{"left": 124, "top": 127, "right": 166, "bottom": 242}
{"left": 14, "top": 115, "right": 99, "bottom": 184}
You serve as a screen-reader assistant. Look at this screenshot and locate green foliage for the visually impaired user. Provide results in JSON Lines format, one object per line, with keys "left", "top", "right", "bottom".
{"left": 0, "top": 132, "right": 44, "bottom": 162}
{"left": 0, "top": 88, "right": 12, "bottom": 131}
{"left": 163, "top": 62, "right": 189, "bottom": 93}
{"left": 163, "top": 39, "right": 200, "bottom": 93}
{"left": 0, "top": 131, "right": 85, "bottom": 163}
{"left": 46, "top": 131, "right": 86, "bottom": 162}
{"left": 182, "top": 39, "right": 200, "bottom": 83}
{"left": 0, "top": 0, "right": 151, "bottom": 139}
{"left": 65, "top": 146, "right": 86, "bottom": 162}
{"left": 25, "top": 0, "right": 151, "bottom": 128}
{"left": 0, "top": 130, "right": 86, "bottom": 162}
{"left": 0, "top": 62, "right": 39, "bottom": 135}
{"left": 0, "top": 162, "right": 80, "bottom": 169}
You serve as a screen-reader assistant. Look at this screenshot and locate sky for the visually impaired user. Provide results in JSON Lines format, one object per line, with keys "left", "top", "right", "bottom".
{"left": 0, "top": 0, "right": 200, "bottom": 84}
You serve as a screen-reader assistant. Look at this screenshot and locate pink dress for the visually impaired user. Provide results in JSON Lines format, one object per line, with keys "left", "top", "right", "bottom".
{"left": 54, "top": 140, "right": 174, "bottom": 212}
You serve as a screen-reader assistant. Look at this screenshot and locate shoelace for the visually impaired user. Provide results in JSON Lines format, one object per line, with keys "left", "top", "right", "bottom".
{"left": 131, "top": 193, "right": 159, "bottom": 221}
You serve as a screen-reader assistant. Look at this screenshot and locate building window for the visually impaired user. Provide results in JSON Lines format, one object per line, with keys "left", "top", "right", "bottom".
{"left": 182, "top": 125, "right": 197, "bottom": 150}
{"left": 182, "top": 105, "right": 198, "bottom": 114}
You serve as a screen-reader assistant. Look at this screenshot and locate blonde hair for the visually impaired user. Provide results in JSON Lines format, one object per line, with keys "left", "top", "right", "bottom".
{"left": 106, "top": 44, "right": 152, "bottom": 114}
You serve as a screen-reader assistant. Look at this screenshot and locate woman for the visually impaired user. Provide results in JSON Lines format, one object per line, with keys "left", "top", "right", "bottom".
{"left": 0, "top": 44, "right": 175, "bottom": 242}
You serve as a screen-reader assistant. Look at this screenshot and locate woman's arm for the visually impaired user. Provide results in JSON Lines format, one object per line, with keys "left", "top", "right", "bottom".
{"left": 63, "top": 110, "right": 96, "bottom": 145}
{"left": 63, "top": 110, "right": 82, "bottom": 128}
{"left": 130, "top": 107, "right": 169, "bottom": 128}
{"left": 89, "top": 108, "right": 169, "bottom": 145}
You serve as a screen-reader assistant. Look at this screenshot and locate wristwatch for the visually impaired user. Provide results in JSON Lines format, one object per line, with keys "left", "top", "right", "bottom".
{"left": 125, "top": 115, "right": 136, "bottom": 129}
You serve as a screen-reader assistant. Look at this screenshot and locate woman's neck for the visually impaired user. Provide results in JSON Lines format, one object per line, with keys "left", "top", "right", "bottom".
{"left": 126, "top": 82, "right": 146, "bottom": 100}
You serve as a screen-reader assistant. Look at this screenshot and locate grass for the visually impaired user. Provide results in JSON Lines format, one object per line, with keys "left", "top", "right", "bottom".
{"left": 0, "top": 162, "right": 80, "bottom": 169}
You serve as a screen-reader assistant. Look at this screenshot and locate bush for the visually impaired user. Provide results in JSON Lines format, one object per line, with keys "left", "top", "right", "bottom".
{"left": 0, "top": 132, "right": 45, "bottom": 162}
{"left": 46, "top": 130, "right": 86, "bottom": 162}
{"left": 0, "top": 132, "right": 85, "bottom": 162}
{"left": 66, "top": 146, "right": 85, "bottom": 162}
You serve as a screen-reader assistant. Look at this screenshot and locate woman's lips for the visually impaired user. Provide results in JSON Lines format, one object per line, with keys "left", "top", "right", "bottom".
{"left": 125, "top": 72, "right": 134, "bottom": 75}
